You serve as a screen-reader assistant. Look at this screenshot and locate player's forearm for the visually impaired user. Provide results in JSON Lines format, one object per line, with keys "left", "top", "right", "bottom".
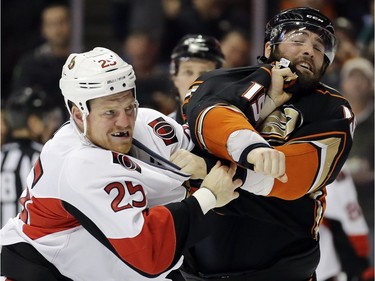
{"left": 197, "top": 106, "right": 269, "bottom": 163}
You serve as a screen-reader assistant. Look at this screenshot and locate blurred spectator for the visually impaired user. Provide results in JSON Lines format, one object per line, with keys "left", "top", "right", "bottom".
{"left": 1, "top": 105, "right": 10, "bottom": 145}
{"left": 11, "top": 0, "right": 72, "bottom": 122}
{"left": 189, "top": 0, "right": 246, "bottom": 36}
{"left": 168, "top": 34, "right": 225, "bottom": 124}
{"left": 110, "top": 0, "right": 164, "bottom": 43}
{"left": 110, "top": 0, "right": 250, "bottom": 66}
{"left": 220, "top": 28, "right": 251, "bottom": 68}
{"left": 109, "top": 0, "right": 177, "bottom": 64}
{"left": 158, "top": 0, "right": 250, "bottom": 63}
{"left": 340, "top": 57, "right": 374, "bottom": 266}
{"left": 1, "top": 0, "right": 46, "bottom": 101}
{"left": 279, "top": 0, "right": 372, "bottom": 39}
{"left": 357, "top": 0, "right": 374, "bottom": 62}
{"left": 317, "top": 167, "right": 374, "bottom": 281}
{"left": 341, "top": 57, "right": 374, "bottom": 187}
{"left": 121, "top": 30, "right": 175, "bottom": 115}
{"left": 279, "top": 0, "right": 337, "bottom": 20}
{"left": 1, "top": 87, "right": 63, "bottom": 228}
{"left": 158, "top": 0, "right": 195, "bottom": 63}
{"left": 322, "top": 17, "right": 360, "bottom": 89}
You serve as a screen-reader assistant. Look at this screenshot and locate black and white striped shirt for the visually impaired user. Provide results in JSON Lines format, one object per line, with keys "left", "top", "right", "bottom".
{"left": 1, "top": 138, "right": 43, "bottom": 227}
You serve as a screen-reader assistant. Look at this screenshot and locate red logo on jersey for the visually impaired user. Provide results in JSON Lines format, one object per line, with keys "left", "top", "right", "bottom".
{"left": 32, "top": 158, "right": 44, "bottom": 189}
{"left": 112, "top": 152, "right": 141, "bottom": 173}
{"left": 148, "top": 117, "right": 178, "bottom": 146}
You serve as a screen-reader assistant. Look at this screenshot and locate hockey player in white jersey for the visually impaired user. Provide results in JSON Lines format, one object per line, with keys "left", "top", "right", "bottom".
{"left": 317, "top": 166, "right": 374, "bottom": 280}
{"left": 0, "top": 47, "right": 241, "bottom": 281}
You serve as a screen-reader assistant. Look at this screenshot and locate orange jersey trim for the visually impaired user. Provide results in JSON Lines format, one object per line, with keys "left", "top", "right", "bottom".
{"left": 260, "top": 66, "right": 272, "bottom": 76}
{"left": 269, "top": 131, "right": 347, "bottom": 200}
{"left": 197, "top": 107, "right": 256, "bottom": 160}
{"left": 316, "top": 88, "right": 348, "bottom": 100}
{"left": 269, "top": 143, "right": 319, "bottom": 200}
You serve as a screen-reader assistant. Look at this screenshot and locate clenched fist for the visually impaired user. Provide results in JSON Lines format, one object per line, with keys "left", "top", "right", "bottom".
{"left": 247, "top": 147, "right": 288, "bottom": 183}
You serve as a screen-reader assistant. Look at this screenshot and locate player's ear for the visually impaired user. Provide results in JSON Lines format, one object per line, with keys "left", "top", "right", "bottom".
{"left": 264, "top": 42, "right": 271, "bottom": 59}
{"left": 71, "top": 105, "right": 84, "bottom": 128}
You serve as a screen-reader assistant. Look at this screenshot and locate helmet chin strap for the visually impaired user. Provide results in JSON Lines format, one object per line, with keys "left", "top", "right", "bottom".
{"left": 82, "top": 112, "right": 88, "bottom": 136}
{"left": 70, "top": 112, "right": 95, "bottom": 147}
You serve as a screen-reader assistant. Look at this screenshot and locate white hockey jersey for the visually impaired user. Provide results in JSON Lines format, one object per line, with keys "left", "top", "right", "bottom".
{"left": 1, "top": 108, "right": 199, "bottom": 281}
{"left": 316, "top": 167, "right": 369, "bottom": 280}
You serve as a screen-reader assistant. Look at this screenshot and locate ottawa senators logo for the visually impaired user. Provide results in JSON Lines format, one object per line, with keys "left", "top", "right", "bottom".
{"left": 68, "top": 55, "right": 76, "bottom": 69}
{"left": 112, "top": 152, "right": 141, "bottom": 173}
{"left": 148, "top": 117, "right": 178, "bottom": 146}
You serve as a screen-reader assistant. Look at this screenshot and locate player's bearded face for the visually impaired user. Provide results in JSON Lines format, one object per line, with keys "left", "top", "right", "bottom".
{"left": 85, "top": 91, "right": 136, "bottom": 154}
{"left": 269, "top": 30, "right": 327, "bottom": 92}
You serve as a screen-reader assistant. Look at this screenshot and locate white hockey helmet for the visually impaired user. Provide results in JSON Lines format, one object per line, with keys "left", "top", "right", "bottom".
{"left": 59, "top": 47, "right": 136, "bottom": 116}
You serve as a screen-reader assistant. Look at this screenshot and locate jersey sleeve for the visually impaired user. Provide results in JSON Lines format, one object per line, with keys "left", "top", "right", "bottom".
{"left": 183, "top": 65, "right": 273, "bottom": 163}
{"left": 268, "top": 99, "right": 354, "bottom": 199}
{"left": 193, "top": 105, "right": 270, "bottom": 162}
{"left": 221, "top": 101, "right": 354, "bottom": 200}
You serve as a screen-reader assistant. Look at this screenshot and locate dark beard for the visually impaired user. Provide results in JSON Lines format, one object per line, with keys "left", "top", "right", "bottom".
{"left": 293, "top": 66, "right": 320, "bottom": 94}
{"left": 266, "top": 49, "right": 323, "bottom": 94}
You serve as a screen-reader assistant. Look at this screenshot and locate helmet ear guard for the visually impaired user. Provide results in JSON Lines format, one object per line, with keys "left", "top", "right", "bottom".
{"left": 60, "top": 47, "right": 136, "bottom": 117}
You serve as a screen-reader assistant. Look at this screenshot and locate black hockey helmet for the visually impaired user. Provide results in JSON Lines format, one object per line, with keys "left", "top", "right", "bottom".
{"left": 6, "top": 87, "right": 50, "bottom": 129}
{"left": 170, "top": 34, "right": 225, "bottom": 75}
{"left": 264, "top": 7, "right": 337, "bottom": 64}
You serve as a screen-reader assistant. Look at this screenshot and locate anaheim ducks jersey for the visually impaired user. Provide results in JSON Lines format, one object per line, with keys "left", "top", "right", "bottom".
{"left": 183, "top": 64, "right": 355, "bottom": 200}
{"left": 181, "top": 65, "right": 355, "bottom": 279}
{"left": 0, "top": 108, "right": 201, "bottom": 281}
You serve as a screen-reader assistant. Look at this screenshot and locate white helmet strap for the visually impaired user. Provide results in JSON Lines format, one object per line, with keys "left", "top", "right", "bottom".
{"left": 70, "top": 114, "right": 95, "bottom": 147}
{"left": 82, "top": 112, "right": 88, "bottom": 136}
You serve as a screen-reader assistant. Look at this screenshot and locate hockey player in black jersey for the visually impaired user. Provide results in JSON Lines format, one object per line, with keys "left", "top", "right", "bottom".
{"left": 178, "top": 7, "right": 356, "bottom": 281}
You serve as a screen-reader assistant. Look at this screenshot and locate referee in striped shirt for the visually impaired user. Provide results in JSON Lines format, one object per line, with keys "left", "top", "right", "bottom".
{"left": 1, "top": 87, "right": 63, "bottom": 227}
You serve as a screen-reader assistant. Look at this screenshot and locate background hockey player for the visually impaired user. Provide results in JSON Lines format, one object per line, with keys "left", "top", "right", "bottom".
{"left": 169, "top": 34, "right": 225, "bottom": 125}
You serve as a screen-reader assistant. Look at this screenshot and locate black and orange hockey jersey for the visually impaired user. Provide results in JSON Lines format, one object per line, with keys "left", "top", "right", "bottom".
{"left": 181, "top": 64, "right": 355, "bottom": 279}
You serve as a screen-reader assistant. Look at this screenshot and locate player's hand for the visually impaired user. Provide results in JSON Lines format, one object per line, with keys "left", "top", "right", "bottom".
{"left": 246, "top": 147, "right": 288, "bottom": 183}
{"left": 171, "top": 149, "right": 207, "bottom": 179}
{"left": 201, "top": 161, "right": 241, "bottom": 207}
{"left": 268, "top": 64, "right": 295, "bottom": 107}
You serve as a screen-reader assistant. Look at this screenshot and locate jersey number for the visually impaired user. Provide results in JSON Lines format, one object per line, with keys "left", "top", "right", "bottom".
{"left": 98, "top": 59, "right": 117, "bottom": 68}
{"left": 104, "top": 181, "right": 146, "bottom": 212}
